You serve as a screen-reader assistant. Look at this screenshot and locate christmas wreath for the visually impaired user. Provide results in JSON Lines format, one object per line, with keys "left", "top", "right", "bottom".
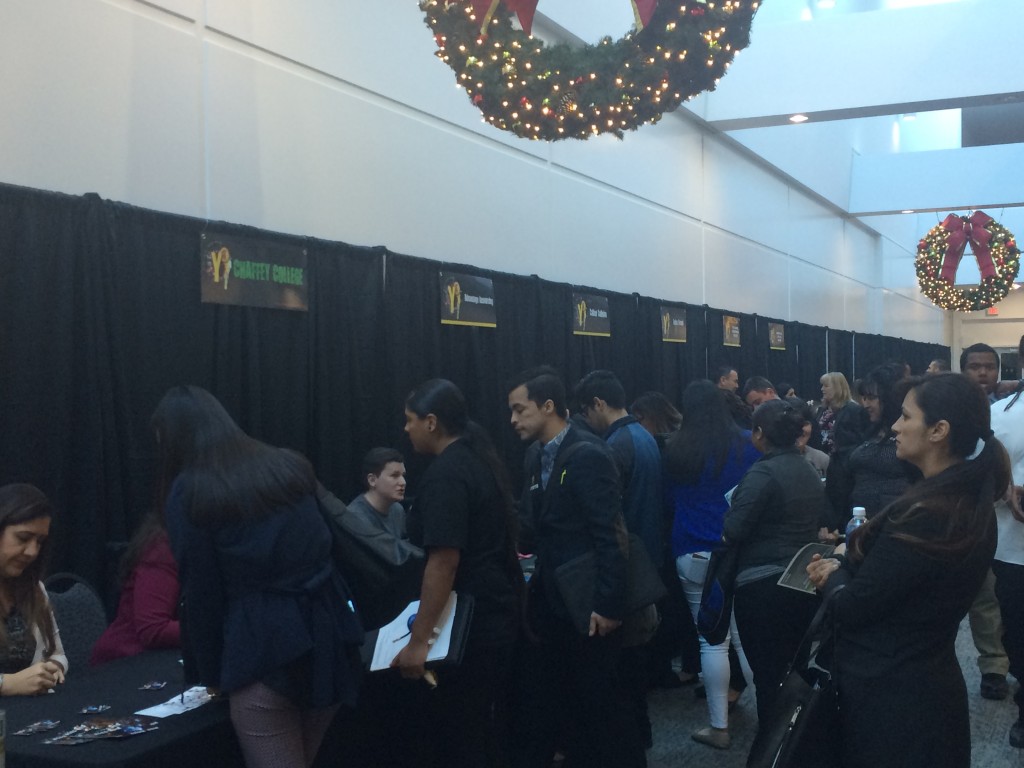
{"left": 915, "top": 211, "right": 1021, "bottom": 312}
{"left": 420, "top": 0, "right": 759, "bottom": 141}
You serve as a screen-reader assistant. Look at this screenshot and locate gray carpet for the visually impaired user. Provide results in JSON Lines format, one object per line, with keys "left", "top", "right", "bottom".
{"left": 645, "top": 618, "right": 1022, "bottom": 767}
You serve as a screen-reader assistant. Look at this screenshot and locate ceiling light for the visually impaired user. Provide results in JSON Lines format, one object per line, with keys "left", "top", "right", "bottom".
{"left": 789, "top": 114, "right": 809, "bottom": 123}
{"left": 901, "top": 210, "right": 915, "bottom": 214}
{"left": 816, "top": 0, "right": 836, "bottom": 8}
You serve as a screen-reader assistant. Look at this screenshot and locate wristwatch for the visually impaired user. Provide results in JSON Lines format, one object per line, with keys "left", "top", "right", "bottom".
{"left": 0, "top": 672, "right": 6, "bottom": 694}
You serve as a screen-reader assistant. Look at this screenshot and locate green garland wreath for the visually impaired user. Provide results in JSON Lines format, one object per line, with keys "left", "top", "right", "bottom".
{"left": 420, "top": 0, "right": 759, "bottom": 141}
{"left": 916, "top": 216, "right": 1021, "bottom": 312}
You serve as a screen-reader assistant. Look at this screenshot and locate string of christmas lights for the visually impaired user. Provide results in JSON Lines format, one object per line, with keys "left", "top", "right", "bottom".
{"left": 420, "top": 0, "right": 759, "bottom": 141}
{"left": 916, "top": 215, "right": 1020, "bottom": 312}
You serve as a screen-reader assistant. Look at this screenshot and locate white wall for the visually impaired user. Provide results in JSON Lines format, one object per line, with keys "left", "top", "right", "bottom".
{"left": 0, "top": 0, "right": 945, "bottom": 341}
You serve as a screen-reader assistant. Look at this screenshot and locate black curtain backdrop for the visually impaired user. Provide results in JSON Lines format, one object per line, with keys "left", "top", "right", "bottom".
{"left": 854, "top": 333, "right": 895, "bottom": 378}
{"left": 793, "top": 324, "right": 828, "bottom": 401}
{"left": 828, "top": 329, "right": 855, "bottom": 383}
{"left": 755, "top": 317, "right": 800, "bottom": 397}
{"left": 0, "top": 183, "right": 950, "bottom": 588}
{"left": 705, "top": 307, "right": 759, "bottom": 387}
{"left": 635, "top": 298, "right": 706, "bottom": 404}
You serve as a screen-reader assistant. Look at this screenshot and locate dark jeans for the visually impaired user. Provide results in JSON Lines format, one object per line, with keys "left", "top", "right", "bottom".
{"left": 649, "top": 559, "right": 701, "bottom": 679}
{"left": 993, "top": 559, "right": 1024, "bottom": 713}
{"left": 734, "top": 574, "right": 820, "bottom": 725}
{"left": 511, "top": 594, "right": 646, "bottom": 768}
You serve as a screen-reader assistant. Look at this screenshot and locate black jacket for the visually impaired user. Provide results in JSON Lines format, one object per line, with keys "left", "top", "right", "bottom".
{"left": 519, "top": 426, "right": 628, "bottom": 621}
{"left": 723, "top": 447, "right": 826, "bottom": 575}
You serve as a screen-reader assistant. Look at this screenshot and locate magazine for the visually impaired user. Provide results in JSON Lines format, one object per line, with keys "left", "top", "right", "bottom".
{"left": 777, "top": 542, "right": 836, "bottom": 594}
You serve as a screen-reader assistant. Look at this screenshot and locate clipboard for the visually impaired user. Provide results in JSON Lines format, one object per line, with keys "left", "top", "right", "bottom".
{"left": 361, "top": 591, "right": 474, "bottom": 671}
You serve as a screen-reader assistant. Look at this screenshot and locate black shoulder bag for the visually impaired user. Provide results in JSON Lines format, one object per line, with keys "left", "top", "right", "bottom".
{"left": 746, "top": 590, "right": 841, "bottom": 768}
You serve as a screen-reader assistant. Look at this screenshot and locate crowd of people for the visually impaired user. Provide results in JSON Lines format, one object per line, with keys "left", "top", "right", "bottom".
{"left": 1, "top": 344, "right": 1022, "bottom": 767}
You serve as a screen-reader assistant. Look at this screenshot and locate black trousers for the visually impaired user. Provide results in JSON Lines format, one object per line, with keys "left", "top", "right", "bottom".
{"left": 734, "top": 574, "right": 820, "bottom": 725}
{"left": 335, "top": 640, "right": 513, "bottom": 768}
{"left": 510, "top": 593, "right": 646, "bottom": 768}
{"left": 993, "top": 559, "right": 1024, "bottom": 713}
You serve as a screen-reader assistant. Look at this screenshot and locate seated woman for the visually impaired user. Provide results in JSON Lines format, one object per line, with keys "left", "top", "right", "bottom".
{"left": 808, "top": 373, "right": 1008, "bottom": 767}
{"left": 90, "top": 509, "right": 180, "bottom": 665}
{"left": 0, "top": 483, "right": 68, "bottom": 695}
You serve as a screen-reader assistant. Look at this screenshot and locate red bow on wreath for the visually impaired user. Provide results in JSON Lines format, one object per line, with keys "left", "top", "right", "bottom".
{"left": 469, "top": 0, "right": 538, "bottom": 34}
{"left": 940, "top": 211, "right": 996, "bottom": 283}
{"left": 468, "top": 1, "right": 658, "bottom": 35}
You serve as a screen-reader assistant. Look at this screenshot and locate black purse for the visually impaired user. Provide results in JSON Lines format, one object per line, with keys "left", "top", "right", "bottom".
{"left": 746, "top": 593, "right": 841, "bottom": 768}
{"left": 553, "top": 532, "right": 668, "bottom": 637}
{"left": 696, "top": 542, "right": 739, "bottom": 646}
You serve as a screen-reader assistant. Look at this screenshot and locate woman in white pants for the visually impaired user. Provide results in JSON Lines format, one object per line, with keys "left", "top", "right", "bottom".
{"left": 664, "top": 380, "right": 756, "bottom": 750}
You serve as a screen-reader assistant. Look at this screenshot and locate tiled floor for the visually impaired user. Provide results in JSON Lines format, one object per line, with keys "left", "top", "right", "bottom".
{"left": 644, "top": 618, "right": 1022, "bottom": 767}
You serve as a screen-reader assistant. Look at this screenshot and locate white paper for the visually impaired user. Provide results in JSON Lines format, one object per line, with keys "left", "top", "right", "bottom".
{"left": 369, "top": 592, "right": 457, "bottom": 672}
{"left": 135, "top": 686, "right": 214, "bottom": 718}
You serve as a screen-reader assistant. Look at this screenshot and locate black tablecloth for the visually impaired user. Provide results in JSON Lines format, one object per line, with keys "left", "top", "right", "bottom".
{"left": 2, "top": 650, "right": 243, "bottom": 768}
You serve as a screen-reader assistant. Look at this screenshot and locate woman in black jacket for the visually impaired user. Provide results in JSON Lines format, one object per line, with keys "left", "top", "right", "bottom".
{"left": 156, "top": 386, "right": 363, "bottom": 768}
{"left": 722, "top": 399, "right": 827, "bottom": 725}
{"left": 808, "top": 373, "right": 1009, "bottom": 768}
{"left": 833, "top": 364, "right": 921, "bottom": 525}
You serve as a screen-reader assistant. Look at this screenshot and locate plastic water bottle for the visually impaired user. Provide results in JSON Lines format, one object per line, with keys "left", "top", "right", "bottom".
{"left": 845, "top": 506, "right": 867, "bottom": 543}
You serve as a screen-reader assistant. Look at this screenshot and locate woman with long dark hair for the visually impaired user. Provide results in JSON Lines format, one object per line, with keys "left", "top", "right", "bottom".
{"left": 0, "top": 484, "right": 67, "bottom": 695}
{"left": 393, "top": 378, "right": 521, "bottom": 766}
{"left": 90, "top": 507, "right": 180, "bottom": 665}
{"left": 723, "top": 399, "right": 827, "bottom": 726}
{"left": 829, "top": 363, "right": 920, "bottom": 528}
{"left": 808, "top": 373, "right": 1010, "bottom": 767}
{"left": 154, "top": 385, "right": 362, "bottom": 768}
{"left": 664, "top": 380, "right": 758, "bottom": 750}
{"left": 630, "top": 391, "right": 682, "bottom": 441}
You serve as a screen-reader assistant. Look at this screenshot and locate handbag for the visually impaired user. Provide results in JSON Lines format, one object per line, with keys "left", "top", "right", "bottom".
{"left": 553, "top": 532, "right": 668, "bottom": 637}
{"left": 315, "top": 483, "right": 425, "bottom": 630}
{"left": 746, "top": 594, "right": 841, "bottom": 768}
{"left": 696, "top": 543, "right": 739, "bottom": 646}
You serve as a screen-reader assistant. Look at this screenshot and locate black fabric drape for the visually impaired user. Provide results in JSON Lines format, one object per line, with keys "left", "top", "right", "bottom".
{"left": 899, "top": 340, "right": 950, "bottom": 376}
{"left": 635, "top": 298, "right": 706, "bottom": 406}
{"left": 704, "top": 307, "right": 758, "bottom": 387}
{"left": 792, "top": 324, "right": 828, "bottom": 401}
{"left": 755, "top": 317, "right": 800, "bottom": 397}
{"left": 854, "top": 333, "right": 895, "bottom": 378}
{"left": 0, "top": 182, "right": 949, "bottom": 589}
{"left": 828, "top": 329, "right": 855, "bottom": 382}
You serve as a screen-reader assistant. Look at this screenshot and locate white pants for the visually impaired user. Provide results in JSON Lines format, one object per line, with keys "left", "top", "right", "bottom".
{"left": 676, "top": 553, "right": 753, "bottom": 729}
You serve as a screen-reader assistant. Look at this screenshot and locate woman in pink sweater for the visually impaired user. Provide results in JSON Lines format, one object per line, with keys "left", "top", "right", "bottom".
{"left": 90, "top": 511, "right": 180, "bottom": 665}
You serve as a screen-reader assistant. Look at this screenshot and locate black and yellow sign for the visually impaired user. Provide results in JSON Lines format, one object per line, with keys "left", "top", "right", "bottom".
{"left": 723, "top": 315, "right": 741, "bottom": 347}
{"left": 769, "top": 323, "right": 786, "bottom": 351}
{"left": 200, "top": 232, "right": 308, "bottom": 311}
{"left": 440, "top": 271, "right": 496, "bottom": 327}
{"left": 573, "top": 293, "right": 611, "bottom": 337}
{"left": 661, "top": 306, "right": 687, "bottom": 343}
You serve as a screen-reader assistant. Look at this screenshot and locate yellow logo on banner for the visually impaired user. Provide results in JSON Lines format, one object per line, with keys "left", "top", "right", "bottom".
{"left": 446, "top": 280, "right": 462, "bottom": 320}
{"left": 210, "top": 246, "right": 232, "bottom": 290}
{"left": 576, "top": 298, "right": 587, "bottom": 330}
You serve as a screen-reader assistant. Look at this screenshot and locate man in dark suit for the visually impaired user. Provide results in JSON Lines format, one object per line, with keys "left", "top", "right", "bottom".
{"left": 507, "top": 366, "right": 644, "bottom": 768}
